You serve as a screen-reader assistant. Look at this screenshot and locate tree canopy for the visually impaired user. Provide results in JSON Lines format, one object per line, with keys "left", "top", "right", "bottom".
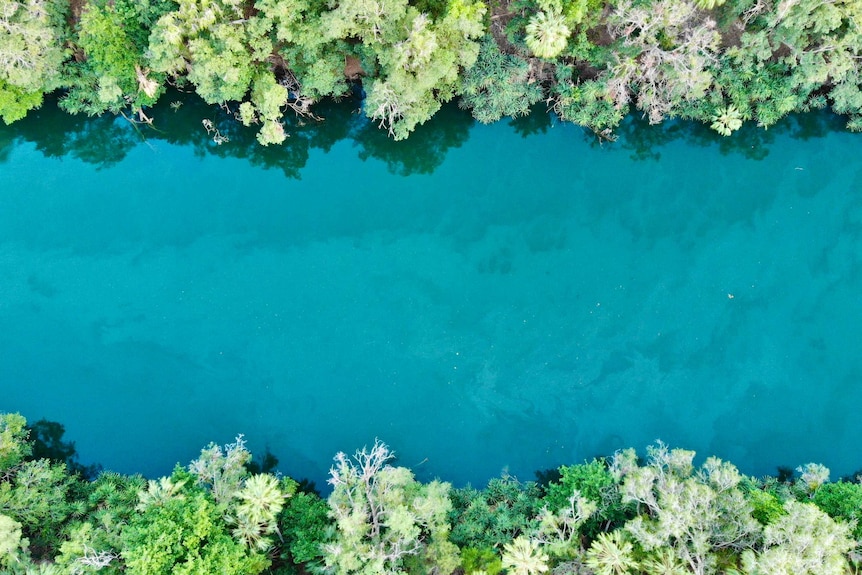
{"left": 3, "top": 411, "right": 862, "bottom": 575}
{"left": 1, "top": 0, "right": 862, "bottom": 139}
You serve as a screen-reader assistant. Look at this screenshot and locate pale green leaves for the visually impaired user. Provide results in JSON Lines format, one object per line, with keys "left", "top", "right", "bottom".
{"left": 0, "top": 0, "right": 64, "bottom": 91}
{"left": 740, "top": 501, "right": 854, "bottom": 575}
{"left": 694, "top": 0, "right": 725, "bottom": 9}
{"left": 525, "top": 11, "right": 571, "bottom": 59}
{"left": 136, "top": 477, "right": 187, "bottom": 511}
{"left": 501, "top": 536, "right": 549, "bottom": 575}
{"left": 189, "top": 435, "right": 251, "bottom": 505}
{"left": 186, "top": 27, "right": 256, "bottom": 104}
{"left": 585, "top": 531, "right": 637, "bottom": 575}
{"left": 612, "top": 443, "right": 761, "bottom": 575}
{"left": 229, "top": 474, "right": 286, "bottom": 550}
{"left": 0, "top": 414, "right": 30, "bottom": 472}
{"left": 535, "top": 492, "right": 597, "bottom": 559}
{"left": 795, "top": 463, "right": 830, "bottom": 494}
{"left": 324, "top": 440, "right": 457, "bottom": 575}
{"left": 358, "top": 0, "right": 486, "bottom": 139}
{"left": 0, "top": 514, "right": 26, "bottom": 567}
{"left": 246, "top": 74, "right": 289, "bottom": 146}
{"left": 0, "top": 0, "right": 64, "bottom": 122}
{"left": 605, "top": 0, "right": 719, "bottom": 123}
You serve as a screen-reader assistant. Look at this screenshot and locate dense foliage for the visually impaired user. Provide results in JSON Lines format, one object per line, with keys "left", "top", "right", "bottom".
{"left": 3, "top": 0, "right": 862, "bottom": 140}
{"left": 3, "top": 413, "right": 862, "bottom": 575}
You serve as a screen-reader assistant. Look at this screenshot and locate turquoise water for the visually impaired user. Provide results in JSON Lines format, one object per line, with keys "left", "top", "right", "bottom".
{"left": 1, "top": 96, "right": 861, "bottom": 487}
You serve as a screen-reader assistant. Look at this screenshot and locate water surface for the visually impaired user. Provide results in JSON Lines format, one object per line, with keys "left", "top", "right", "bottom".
{"left": 1, "top": 97, "right": 861, "bottom": 486}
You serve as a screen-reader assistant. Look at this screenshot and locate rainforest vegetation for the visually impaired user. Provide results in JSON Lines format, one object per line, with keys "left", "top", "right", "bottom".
{"left": 2, "top": 0, "right": 862, "bottom": 143}
{"left": 3, "top": 412, "right": 862, "bottom": 575}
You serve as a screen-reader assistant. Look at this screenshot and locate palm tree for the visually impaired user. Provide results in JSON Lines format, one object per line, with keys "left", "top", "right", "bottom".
{"left": 236, "top": 474, "right": 286, "bottom": 527}
{"left": 585, "top": 531, "right": 638, "bottom": 575}
{"left": 525, "top": 11, "right": 571, "bottom": 59}
{"left": 502, "top": 536, "right": 550, "bottom": 575}
{"left": 710, "top": 105, "right": 743, "bottom": 136}
{"left": 640, "top": 548, "right": 688, "bottom": 575}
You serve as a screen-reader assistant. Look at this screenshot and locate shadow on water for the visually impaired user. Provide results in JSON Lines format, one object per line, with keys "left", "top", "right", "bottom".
{"left": 0, "top": 92, "right": 849, "bottom": 175}
{"left": 1, "top": 103, "right": 140, "bottom": 168}
{"left": 0, "top": 91, "right": 476, "bottom": 178}
{"left": 507, "top": 105, "right": 554, "bottom": 138}
{"left": 353, "top": 102, "right": 474, "bottom": 175}
{"left": 612, "top": 110, "right": 847, "bottom": 161}
{"left": 27, "top": 419, "right": 102, "bottom": 479}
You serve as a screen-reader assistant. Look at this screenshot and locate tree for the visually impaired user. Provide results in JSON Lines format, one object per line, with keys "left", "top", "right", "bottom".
{"left": 501, "top": 535, "right": 549, "bottom": 575}
{"left": 811, "top": 480, "right": 862, "bottom": 539}
{"left": 255, "top": 0, "right": 349, "bottom": 102}
{"left": 0, "top": 414, "right": 30, "bottom": 472}
{"left": 60, "top": 0, "right": 168, "bottom": 117}
{"left": 533, "top": 491, "right": 596, "bottom": 560}
{"left": 525, "top": 11, "right": 571, "bottom": 59}
{"left": 0, "top": 0, "right": 65, "bottom": 123}
{"left": 323, "top": 440, "right": 458, "bottom": 575}
{"left": 710, "top": 105, "right": 743, "bottom": 136}
{"left": 450, "top": 475, "right": 544, "bottom": 550}
{"left": 147, "top": 0, "right": 290, "bottom": 144}
{"left": 188, "top": 435, "right": 251, "bottom": 506}
{"left": 544, "top": 459, "right": 628, "bottom": 538}
{"left": 122, "top": 488, "right": 269, "bottom": 575}
{"left": 0, "top": 514, "right": 26, "bottom": 568}
{"left": 740, "top": 500, "right": 853, "bottom": 575}
{"left": 228, "top": 473, "right": 287, "bottom": 550}
{"left": 276, "top": 487, "right": 332, "bottom": 567}
{"left": 333, "top": 0, "right": 486, "bottom": 139}
{"left": 54, "top": 471, "right": 146, "bottom": 575}
{"left": 612, "top": 444, "right": 761, "bottom": 575}
{"left": 604, "top": 0, "right": 720, "bottom": 123}
{"left": 584, "top": 531, "right": 638, "bottom": 575}
{"left": 459, "top": 35, "right": 543, "bottom": 123}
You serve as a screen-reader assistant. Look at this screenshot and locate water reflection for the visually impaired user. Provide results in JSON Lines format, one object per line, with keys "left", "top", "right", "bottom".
{"left": 507, "top": 106, "right": 554, "bottom": 138}
{"left": 355, "top": 103, "right": 473, "bottom": 175}
{"left": 0, "top": 92, "right": 850, "bottom": 176}
{"left": 0, "top": 92, "right": 477, "bottom": 178}
{"left": 614, "top": 111, "right": 846, "bottom": 162}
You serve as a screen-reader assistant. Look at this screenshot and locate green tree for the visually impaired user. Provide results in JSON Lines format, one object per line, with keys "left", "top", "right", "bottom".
{"left": 0, "top": 514, "right": 27, "bottom": 568}
{"left": 54, "top": 471, "right": 146, "bottom": 575}
{"left": 328, "top": 0, "right": 486, "bottom": 139}
{"left": 812, "top": 480, "right": 862, "bottom": 539}
{"left": 545, "top": 459, "right": 628, "bottom": 538}
{"left": 533, "top": 490, "right": 596, "bottom": 560}
{"left": 0, "top": 458, "right": 79, "bottom": 557}
{"left": 0, "top": 414, "right": 31, "bottom": 472}
{"left": 449, "top": 475, "right": 544, "bottom": 549}
{"left": 147, "top": 0, "right": 290, "bottom": 144}
{"left": 255, "top": 0, "right": 349, "bottom": 102}
{"left": 188, "top": 435, "right": 252, "bottom": 506}
{"left": 122, "top": 487, "right": 269, "bottom": 575}
{"left": 60, "top": 0, "right": 166, "bottom": 117}
{"left": 229, "top": 473, "right": 288, "bottom": 551}
{"left": 276, "top": 487, "right": 332, "bottom": 567}
{"left": 459, "top": 35, "right": 543, "bottom": 123}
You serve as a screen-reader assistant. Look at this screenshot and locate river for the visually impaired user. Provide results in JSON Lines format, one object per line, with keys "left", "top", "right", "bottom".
{"left": 1, "top": 94, "right": 861, "bottom": 488}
